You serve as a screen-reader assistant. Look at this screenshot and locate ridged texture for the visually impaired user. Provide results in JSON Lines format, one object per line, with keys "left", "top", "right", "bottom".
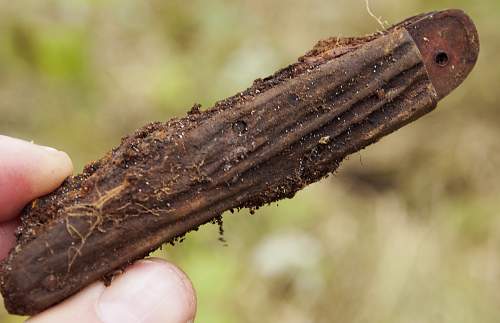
{"left": 1, "top": 28, "right": 438, "bottom": 315}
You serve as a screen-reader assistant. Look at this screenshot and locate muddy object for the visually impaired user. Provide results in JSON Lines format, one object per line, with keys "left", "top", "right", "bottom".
{"left": 0, "top": 9, "right": 479, "bottom": 315}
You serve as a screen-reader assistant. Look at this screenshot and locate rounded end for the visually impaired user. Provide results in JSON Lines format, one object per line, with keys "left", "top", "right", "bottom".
{"left": 406, "top": 9, "right": 480, "bottom": 99}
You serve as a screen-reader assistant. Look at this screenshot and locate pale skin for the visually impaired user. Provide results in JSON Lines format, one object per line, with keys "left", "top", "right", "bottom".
{"left": 0, "top": 135, "right": 197, "bottom": 323}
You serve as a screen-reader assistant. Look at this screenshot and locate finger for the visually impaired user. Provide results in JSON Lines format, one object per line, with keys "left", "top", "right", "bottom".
{"left": 0, "top": 218, "right": 19, "bottom": 259}
{"left": 28, "top": 258, "right": 197, "bottom": 323}
{"left": 0, "top": 135, "right": 73, "bottom": 221}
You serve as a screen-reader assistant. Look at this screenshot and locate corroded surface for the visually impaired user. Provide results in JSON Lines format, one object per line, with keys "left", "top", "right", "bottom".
{"left": 0, "top": 9, "right": 479, "bottom": 315}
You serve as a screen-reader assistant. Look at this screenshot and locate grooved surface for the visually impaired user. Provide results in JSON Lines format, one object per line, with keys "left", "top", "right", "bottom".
{"left": 1, "top": 27, "right": 439, "bottom": 315}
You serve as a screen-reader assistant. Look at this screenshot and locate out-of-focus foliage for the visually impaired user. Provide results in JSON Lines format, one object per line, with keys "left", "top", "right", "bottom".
{"left": 1, "top": 0, "right": 499, "bottom": 322}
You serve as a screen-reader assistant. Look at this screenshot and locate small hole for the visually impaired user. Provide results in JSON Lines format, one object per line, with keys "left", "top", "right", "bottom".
{"left": 435, "top": 51, "right": 449, "bottom": 67}
{"left": 232, "top": 120, "right": 247, "bottom": 134}
{"left": 287, "top": 93, "right": 300, "bottom": 105}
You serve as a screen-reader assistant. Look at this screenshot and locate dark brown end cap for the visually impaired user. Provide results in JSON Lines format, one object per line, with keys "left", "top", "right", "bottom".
{"left": 405, "top": 9, "right": 480, "bottom": 99}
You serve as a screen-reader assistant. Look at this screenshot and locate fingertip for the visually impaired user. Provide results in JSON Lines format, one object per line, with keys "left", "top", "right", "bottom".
{"left": 27, "top": 259, "right": 197, "bottom": 323}
{"left": 30, "top": 144, "right": 74, "bottom": 195}
{"left": 0, "top": 135, "right": 73, "bottom": 220}
{"left": 97, "top": 259, "right": 197, "bottom": 323}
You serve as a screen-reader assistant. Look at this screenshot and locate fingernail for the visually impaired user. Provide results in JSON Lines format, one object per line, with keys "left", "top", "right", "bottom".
{"left": 35, "top": 143, "right": 68, "bottom": 161}
{"left": 21, "top": 139, "right": 73, "bottom": 172}
{"left": 97, "top": 260, "right": 196, "bottom": 323}
{"left": 35, "top": 144, "right": 74, "bottom": 177}
{"left": 38, "top": 145, "right": 58, "bottom": 153}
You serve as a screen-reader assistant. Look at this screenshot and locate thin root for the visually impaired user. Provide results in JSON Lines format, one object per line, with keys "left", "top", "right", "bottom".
{"left": 64, "top": 183, "right": 127, "bottom": 272}
{"left": 365, "top": 0, "right": 389, "bottom": 31}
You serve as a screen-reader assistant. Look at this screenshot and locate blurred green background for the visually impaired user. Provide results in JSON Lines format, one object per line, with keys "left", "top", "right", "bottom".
{"left": 1, "top": 0, "right": 499, "bottom": 322}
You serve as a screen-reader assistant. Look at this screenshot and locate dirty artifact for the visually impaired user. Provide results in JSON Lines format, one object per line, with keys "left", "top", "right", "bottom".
{"left": 0, "top": 9, "right": 479, "bottom": 315}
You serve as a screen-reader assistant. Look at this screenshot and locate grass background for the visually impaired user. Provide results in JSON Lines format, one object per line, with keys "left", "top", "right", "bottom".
{"left": 1, "top": 0, "right": 499, "bottom": 322}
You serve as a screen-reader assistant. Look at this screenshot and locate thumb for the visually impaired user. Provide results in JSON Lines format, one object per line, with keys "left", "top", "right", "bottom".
{"left": 28, "top": 258, "right": 197, "bottom": 323}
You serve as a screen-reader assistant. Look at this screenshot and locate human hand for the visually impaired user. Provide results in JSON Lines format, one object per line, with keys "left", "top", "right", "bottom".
{"left": 0, "top": 135, "right": 196, "bottom": 323}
